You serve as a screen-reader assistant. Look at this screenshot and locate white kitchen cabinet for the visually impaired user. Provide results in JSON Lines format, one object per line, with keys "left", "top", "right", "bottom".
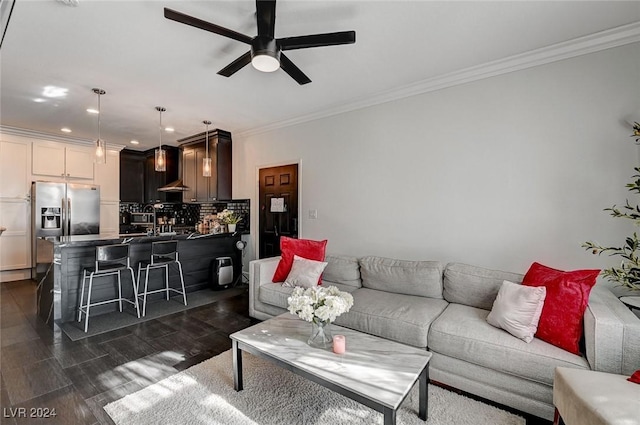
{"left": 94, "top": 149, "right": 120, "bottom": 202}
{"left": 0, "top": 200, "right": 30, "bottom": 271}
{"left": 32, "top": 142, "right": 65, "bottom": 178}
{"left": 32, "top": 142, "right": 94, "bottom": 180}
{"left": 100, "top": 201, "right": 119, "bottom": 235}
{"left": 65, "top": 145, "right": 95, "bottom": 179}
{"left": 0, "top": 141, "right": 30, "bottom": 198}
{"left": 0, "top": 141, "right": 31, "bottom": 273}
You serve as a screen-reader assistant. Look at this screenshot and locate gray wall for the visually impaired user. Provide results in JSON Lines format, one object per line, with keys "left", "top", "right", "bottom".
{"left": 234, "top": 43, "right": 640, "bottom": 275}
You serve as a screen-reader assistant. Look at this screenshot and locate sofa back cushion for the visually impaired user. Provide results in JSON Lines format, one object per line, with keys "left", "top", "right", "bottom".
{"left": 359, "top": 256, "right": 444, "bottom": 298}
{"left": 322, "top": 254, "right": 362, "bottom": 289}
{"left": 444, "top": 262, "right": 523, "bottom": 310}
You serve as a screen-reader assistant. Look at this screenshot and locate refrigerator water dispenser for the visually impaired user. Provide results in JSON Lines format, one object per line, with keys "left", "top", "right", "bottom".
{"left": 41, "top": 207, "right": 61, "bottom": 229}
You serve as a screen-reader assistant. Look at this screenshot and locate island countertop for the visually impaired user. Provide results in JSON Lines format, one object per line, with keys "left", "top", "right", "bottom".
{"left": 45, "top": 231, "right": 238, "bottom": 247}
{"left": 36, "top": 232, "right": 243, "bottom": 327}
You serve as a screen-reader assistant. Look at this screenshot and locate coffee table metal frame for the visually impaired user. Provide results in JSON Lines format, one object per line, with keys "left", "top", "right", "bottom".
{"left": 231, "top": 314, "right": 430, "bottom": 425}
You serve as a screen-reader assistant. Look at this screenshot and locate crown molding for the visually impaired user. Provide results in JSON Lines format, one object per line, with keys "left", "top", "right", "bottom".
{"left": 0, "top": 125, "right": 126, "bottom": 151}
{"left": 237, "top": 21, "right": 640, "bottom": 138}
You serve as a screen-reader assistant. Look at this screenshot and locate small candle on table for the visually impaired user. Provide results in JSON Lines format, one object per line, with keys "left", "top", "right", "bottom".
{"left": 333, "top": 335, "right": 346, "bottom": 354}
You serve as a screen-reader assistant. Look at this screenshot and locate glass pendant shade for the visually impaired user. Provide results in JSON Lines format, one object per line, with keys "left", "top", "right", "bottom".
{"left": 155, "top": 148, "right": 166, "bottom": 172}
{"left": 155, "top": 106, "right": 167, "bottom": 172}
{"left": 202, "top": 120, "right": 212, "bottom": 177}
{"left": 93, "top": 88, "right": 106, "bottom": 164}
{"left": 203, "top": 157, "right": 212, "bottom": 177}
{"left": 95, "top": 139, "right": 106, "bottom": 164}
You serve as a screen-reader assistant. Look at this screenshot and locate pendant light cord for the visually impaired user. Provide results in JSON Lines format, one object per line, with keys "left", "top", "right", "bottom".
{"left": 205, "top": 122, "right": 209, "bottom": 157}
{"left": 159, "top": 109, "right": 163, "bottom": 149}
{"left": 97, "top": 92, "right": 101, "bottom": 140}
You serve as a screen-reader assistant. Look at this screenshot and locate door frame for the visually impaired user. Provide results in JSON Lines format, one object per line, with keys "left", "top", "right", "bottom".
{"left": 254, "top": 159, "right": 302, "bottom": 260}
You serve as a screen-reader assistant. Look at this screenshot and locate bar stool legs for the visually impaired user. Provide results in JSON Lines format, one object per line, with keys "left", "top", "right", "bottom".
{"left": 137, "top": 259, "right": 187, "bottom": 317}
{"left": 136, "top": 241, "right": 187, "bottom": 317}
{"left": 77, "top": 244, "right": 140, "bottom": 332}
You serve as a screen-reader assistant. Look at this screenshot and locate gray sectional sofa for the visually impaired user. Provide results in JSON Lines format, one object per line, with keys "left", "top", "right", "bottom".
{"left": 249, "top": 254, "right": 640, "bottom": 421}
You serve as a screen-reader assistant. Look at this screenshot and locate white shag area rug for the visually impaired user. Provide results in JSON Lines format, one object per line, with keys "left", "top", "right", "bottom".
{"left": 104, "top": 350, "right": 524, "bottom": 425}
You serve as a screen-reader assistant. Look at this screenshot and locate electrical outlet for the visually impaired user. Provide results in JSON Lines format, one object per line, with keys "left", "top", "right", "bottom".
{"left": 309, "top": 209, "right": 318, "bottom": 219}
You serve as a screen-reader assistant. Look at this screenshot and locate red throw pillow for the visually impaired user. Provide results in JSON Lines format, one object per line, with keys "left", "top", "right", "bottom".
{"left": 272, "top": 237, "right": 328, "bottom": 284}
{"left": 628, "top": 370, "right": 640, "bottom": 384}
{"left": 522, "top": 262, "right": 599, "bottom": 355}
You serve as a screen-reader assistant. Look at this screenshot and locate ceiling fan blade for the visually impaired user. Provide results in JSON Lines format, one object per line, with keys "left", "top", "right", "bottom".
{"left": 217, "top": 51, "right": 252, "bottom": 77}
{"left": 279, "top": 53, "right": 311, "bottom": 85}
{"left": 279, "top": 30, "right": 356, "bottom": 51}
{"left": 164, "top": 8, "right": 253, "bottom": 45}
{"left": 255, "top": 0, "right": 276, "bottom": 38}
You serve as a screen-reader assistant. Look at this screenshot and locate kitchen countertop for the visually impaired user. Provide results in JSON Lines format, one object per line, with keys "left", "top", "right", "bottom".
{"left": 42, "top": 231, "right": 239, "bottom": 247}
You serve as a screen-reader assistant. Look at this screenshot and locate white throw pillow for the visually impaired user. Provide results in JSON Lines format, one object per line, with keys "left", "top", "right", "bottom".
{"left": 486, "top": 280, "right": 547, "bottom": 343}
{"left": 282, "top": 255, "right": 328, "bottom": 289}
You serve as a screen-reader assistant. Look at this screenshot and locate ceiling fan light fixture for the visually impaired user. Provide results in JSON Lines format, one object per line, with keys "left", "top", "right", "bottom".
{"left": 251, "top": 37, "right": 280, "bottom": 72}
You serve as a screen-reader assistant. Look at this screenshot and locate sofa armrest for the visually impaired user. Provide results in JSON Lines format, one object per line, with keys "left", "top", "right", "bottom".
{"left": 248, "top": 257, "right": 282, "bottom": 320}
{"left": 584, "top": 285, "right": 640, "bottom": 375}
{"left": 249, "top": 256, "right": 281, "bottom": 287}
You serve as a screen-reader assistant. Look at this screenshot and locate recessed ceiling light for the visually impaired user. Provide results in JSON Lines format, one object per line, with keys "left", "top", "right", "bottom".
{"left": 33, "top": 98, "right": 46, "bottom": 103}
{"left": 61, "top": 128, "right": 72, "bottom": 133}
{"left": 43, "top": 86, "right": 68, "bottom": 98}
{"left": 86, "top": 108, "right": 99, "bottom": 114}
{"left": 130, "top": 140, "right": 139, "bottom": 145}
{"left": 165, "top": 127, "right": 175, "bottom": 133}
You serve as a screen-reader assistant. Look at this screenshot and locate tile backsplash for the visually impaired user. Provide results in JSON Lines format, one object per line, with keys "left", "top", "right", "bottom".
{"left": 120, "top": 199, "right": 250, "bottom": 233}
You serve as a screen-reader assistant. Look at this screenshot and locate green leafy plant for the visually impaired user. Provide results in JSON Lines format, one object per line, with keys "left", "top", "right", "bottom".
{"left": 633, "top": 121, "right": 640, "bottom": 144}
{"left": 583, "top": 166, "right": 640, "bottom": 290}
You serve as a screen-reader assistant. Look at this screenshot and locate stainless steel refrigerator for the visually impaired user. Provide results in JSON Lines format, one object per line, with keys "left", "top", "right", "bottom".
{"left": 31, "top": 181, "right": 100, "bottom": 278}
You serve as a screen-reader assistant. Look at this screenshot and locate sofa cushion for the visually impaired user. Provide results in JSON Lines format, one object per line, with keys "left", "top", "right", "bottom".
{"left": 522, "top": 262, "right": 599, "bottom": 355}
{"left": 322, "top": 254, "right": 362, "bottom": 289}
{"left": 333, "top": 287, "right": 448, "bottom": 348}
{"left": 443, "top": 263, "right": 524, "bottom": 310}
{"left": 282, "top": 255, "right": 327, "bottom": 289}
{"left": 259, "top": 282, "right": 295, "bottom": 309}
{"left": 428, "top": 303, "right": 590, "bottom": 386}
{"left": 486, "top": 280, "right": 547, "bottom": 343}
{"left": 359, "top": 256, "right": 443, "bottom": 298}
{"left": 272, "top": 237, "right": 328, "bottom": 283}
{"left": 259, "top": 282, "right": 358, "bottom": 310}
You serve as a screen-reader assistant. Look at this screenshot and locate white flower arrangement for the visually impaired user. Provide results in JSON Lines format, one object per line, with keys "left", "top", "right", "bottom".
{"left": 287, "top": 285, "right": 354, "bottom": 323}
{"left": 217, "top": 209, "right": 241, "bottom": 224}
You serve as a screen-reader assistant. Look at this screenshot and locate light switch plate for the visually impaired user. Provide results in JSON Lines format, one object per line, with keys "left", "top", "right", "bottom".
{"left": 309, "top": 209, "right": 318, "bottom": 219}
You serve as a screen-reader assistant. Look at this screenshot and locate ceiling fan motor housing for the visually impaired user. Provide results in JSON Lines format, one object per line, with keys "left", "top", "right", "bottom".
{"left": 251, "top": 36, "right": 281, "bottom": 72}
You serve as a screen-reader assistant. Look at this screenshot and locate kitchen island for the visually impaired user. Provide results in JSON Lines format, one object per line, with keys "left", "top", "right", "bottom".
{"left": 36, "top": 232, "right": 243, "bottom": 328}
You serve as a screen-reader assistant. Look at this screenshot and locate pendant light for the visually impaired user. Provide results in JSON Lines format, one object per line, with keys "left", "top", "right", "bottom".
{"left": 155, "top": 106, "right": 166, "bottom": 172}
{"left": 93, "top": 88, "right": 106, "bottom": 163}
{"left": 203, "top": 120, "right": 212, "bottom": 177}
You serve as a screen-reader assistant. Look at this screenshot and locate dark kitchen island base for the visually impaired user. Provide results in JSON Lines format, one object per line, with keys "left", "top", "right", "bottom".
{"left": 36, "top": 233, "right": 243, "bottom": 327}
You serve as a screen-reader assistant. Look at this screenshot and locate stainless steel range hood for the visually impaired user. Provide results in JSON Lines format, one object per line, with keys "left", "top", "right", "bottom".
{"left": 157, "top": 179, "right": 189, "bottom": 192}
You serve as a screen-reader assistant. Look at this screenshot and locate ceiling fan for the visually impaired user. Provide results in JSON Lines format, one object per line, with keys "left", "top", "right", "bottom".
{"left": 164, "top": 0, "right": 356, "bottom": 85}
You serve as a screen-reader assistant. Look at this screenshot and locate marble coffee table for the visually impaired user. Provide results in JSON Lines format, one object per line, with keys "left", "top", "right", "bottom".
{"left": 230, "top": 313, "right": 432, "bottom": 425}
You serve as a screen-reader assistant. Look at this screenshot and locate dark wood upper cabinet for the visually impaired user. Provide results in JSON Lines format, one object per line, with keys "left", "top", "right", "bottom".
{"left": 119, "top": 149, "right": 145, "bottom": 203}
{"left": 179, "top": 129, "right": 232, "bottom": 202}
{"left": 120, "top": 147, "right": 180, "bottom": 204}
{"left": 144, "top": 146, "right": 180, "bottom": 203}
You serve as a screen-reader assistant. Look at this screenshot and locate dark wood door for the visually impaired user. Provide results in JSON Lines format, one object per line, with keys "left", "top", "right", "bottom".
{"left": 259, "top": 164, "right": 298, "bottom": 258}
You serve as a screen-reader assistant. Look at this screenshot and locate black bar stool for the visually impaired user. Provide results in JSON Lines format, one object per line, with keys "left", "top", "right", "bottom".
{"left": 78, "top": 244, "right": 140, "bottom": 332}
{"left": 136, "top": 240, "right": 187, "bottom": 316}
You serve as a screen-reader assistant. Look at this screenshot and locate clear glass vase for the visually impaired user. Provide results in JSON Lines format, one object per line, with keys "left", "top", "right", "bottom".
{"left": 308, "top": 319, "right": 333, "bottom": 349}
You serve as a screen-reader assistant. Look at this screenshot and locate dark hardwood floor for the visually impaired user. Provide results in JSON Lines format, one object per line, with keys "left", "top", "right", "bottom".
{"left": 1, "top": 279, "right": 551, "bottom": 425}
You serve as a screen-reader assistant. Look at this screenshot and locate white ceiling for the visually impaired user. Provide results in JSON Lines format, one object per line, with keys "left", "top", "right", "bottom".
{"left": 1, "top": 0, "right": 639, "bottom": 150}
